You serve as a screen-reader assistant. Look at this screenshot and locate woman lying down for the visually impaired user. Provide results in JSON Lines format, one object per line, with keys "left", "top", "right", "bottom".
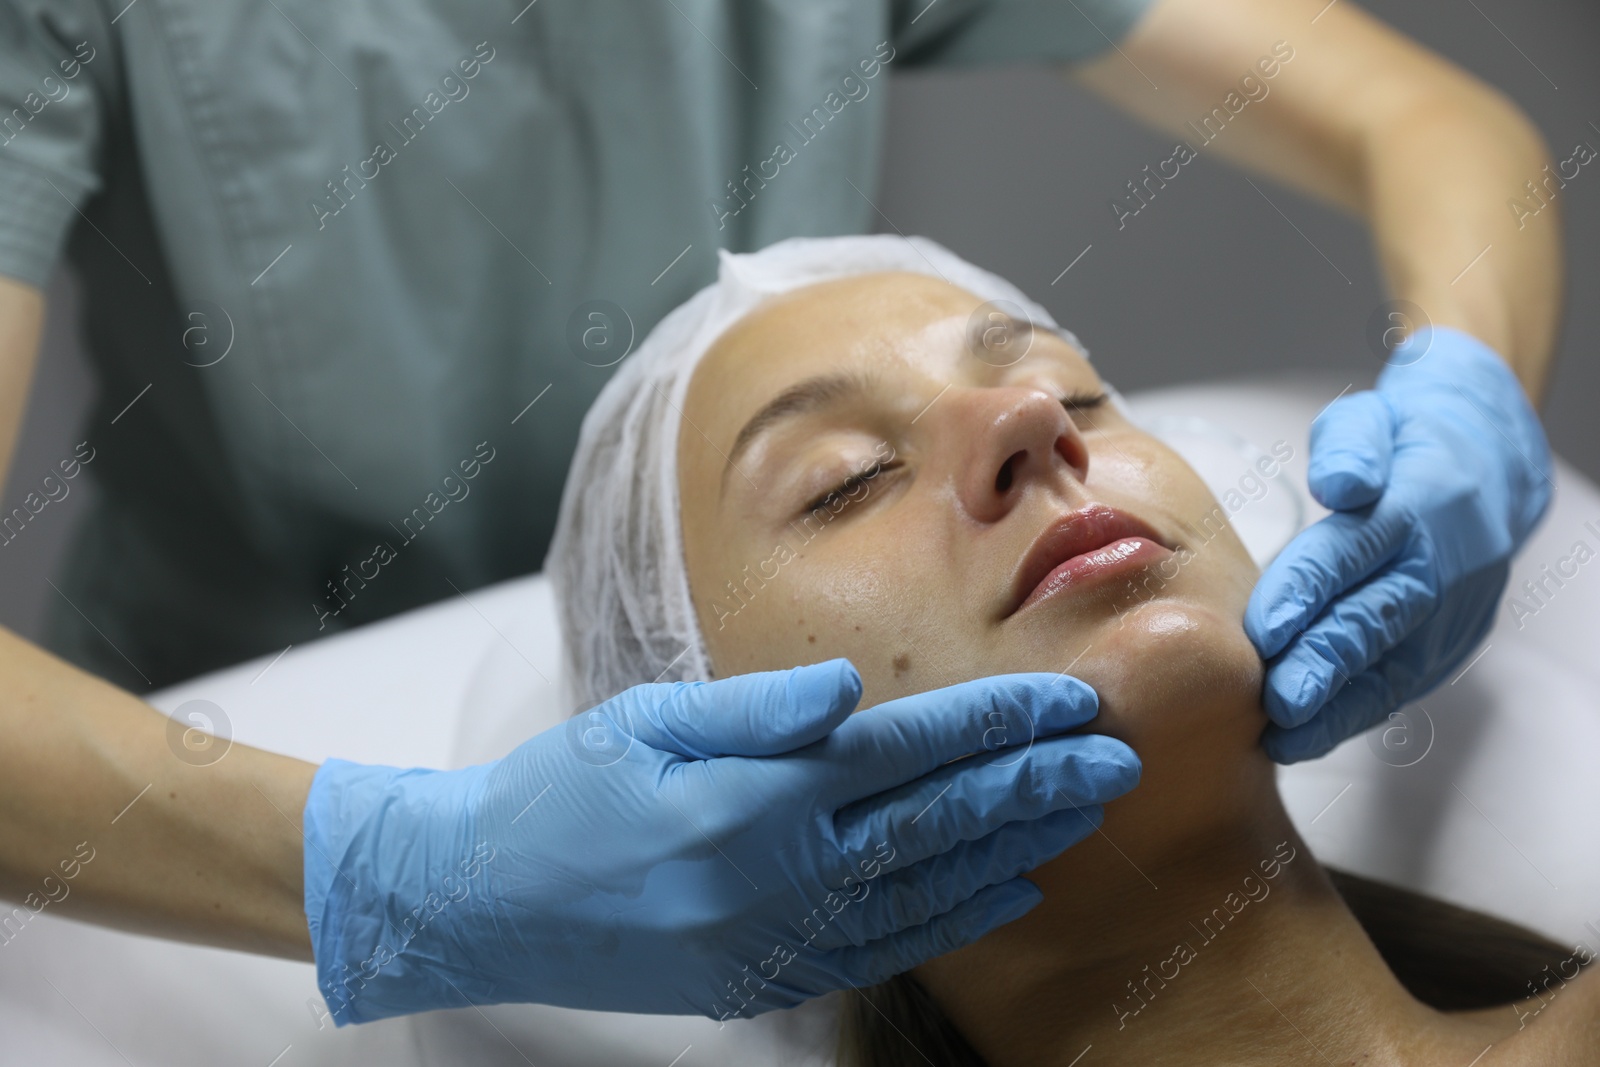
{"left": 545, "top": 235, "right": 1596, "bottom": 1066}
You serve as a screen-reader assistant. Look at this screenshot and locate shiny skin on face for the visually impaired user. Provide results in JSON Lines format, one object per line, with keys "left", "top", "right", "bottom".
{"left": 677, "top": 272, "right": 1265, "bottom": 755}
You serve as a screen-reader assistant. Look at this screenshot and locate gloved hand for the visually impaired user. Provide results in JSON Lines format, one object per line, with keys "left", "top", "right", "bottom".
{"left": 1246, "top": 326, "right": 1552, "bottom": 763}
{"left": 303, "top": 659, "right": 1139, "bottom": 1024}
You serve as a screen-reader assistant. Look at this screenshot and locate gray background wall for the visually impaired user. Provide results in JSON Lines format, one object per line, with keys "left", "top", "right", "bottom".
{"left": 871, "top": 0, "right": 1598, "bottom": 447}
{"left": 4, "top": 0, "right": 1594, "bottom": 645}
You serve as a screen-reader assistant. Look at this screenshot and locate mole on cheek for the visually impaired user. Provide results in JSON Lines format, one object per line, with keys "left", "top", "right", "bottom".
{"left": 892, "top": 652, "right": 912, "bottom": 676}
{"left": 807, "top": 634, "right": 816, "bottom": 644}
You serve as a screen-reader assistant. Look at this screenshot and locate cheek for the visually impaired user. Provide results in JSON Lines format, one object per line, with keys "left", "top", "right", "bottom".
{"left": 1097, "top": 437, "right": 1259, "bottom": 596}
{"left": 702, "top": 520, "right": 985, "bottom": 708}
{"left": 699, "top": 540, "right": 904, "bottom": 686}
{"left": 1121, "top": 441, "right": 1216, "bottom": 523}
{"left": 1083, "top": 436, "right": 1165, "bottom": 500}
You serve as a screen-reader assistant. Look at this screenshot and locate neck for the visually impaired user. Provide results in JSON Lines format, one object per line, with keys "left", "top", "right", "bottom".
{"left": 914, "top": 754, "right": 1485, "bottom": 1067}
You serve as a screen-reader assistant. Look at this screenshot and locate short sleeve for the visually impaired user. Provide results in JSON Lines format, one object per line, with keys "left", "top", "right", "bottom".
{"left": 890, "top": 0, "right": 1158, "bottom": 68}
{"left": 0, "top": 0, "right": 116, "bottom": 289}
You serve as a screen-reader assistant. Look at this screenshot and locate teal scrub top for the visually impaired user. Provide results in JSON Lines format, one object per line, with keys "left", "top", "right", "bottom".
{"left": 0, "top": 0, "right": 1154, "bottom": 690}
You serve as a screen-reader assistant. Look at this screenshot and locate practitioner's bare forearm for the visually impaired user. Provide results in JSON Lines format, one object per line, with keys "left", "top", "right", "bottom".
{"left": 0, "top": 275, "right": 313, "bottom": 955}
{"left": 1361, "top": 80, "right": 1559, "bottom": 397}
{"left": 0, "top": 276, "right": 45, "bottom": 497}
{"left": 1074, "top": 0, "right": 1562, "bottom": 399}
{"left": 0, "top": 627, "right": 316, "bottom": 958}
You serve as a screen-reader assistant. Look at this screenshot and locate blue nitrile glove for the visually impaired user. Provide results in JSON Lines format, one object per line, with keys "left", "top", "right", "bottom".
{"left": 1246, "top": 326, "right": 1552, "bottom": 763}
{"left": 302, "top": 659, "right": 1139, "bottom": 1024}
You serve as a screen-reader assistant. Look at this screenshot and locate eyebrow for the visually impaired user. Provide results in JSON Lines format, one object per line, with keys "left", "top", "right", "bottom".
{"left": 721, "top": 368, "right": 878, "bottom": 499}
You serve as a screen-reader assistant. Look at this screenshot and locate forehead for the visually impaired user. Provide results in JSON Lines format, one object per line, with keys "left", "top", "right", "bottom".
{"left": 683, "top": 272, "right": 1085, "bottom": 444}
{"left": 698, "top": 272, "right": 972, "bottom": 393}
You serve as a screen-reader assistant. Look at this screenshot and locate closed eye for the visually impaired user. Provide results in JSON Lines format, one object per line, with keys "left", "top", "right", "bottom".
{"left": 802, "top": 460, "right": 902, "bottom": 516}
{"left": 1061, "top": 390, "right": 1108, "bottom": 412}
{"left": 1061, "top": 390, "right": 1109, "bottom": 429}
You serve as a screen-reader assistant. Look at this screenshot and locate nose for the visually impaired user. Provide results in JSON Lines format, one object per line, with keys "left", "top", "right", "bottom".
{"left": 940, "top": 386, "right": 1090, "bottom": 524}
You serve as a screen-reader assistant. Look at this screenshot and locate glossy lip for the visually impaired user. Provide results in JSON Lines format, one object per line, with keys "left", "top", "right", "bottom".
{"left": 1006, "top": 504, "right": 1173, "bottom": 618}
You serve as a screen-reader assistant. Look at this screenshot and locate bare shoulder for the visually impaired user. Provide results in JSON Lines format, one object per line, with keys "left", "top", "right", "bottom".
{"left": 1487, "top": 965, "right": 1600, "bottom": 1066}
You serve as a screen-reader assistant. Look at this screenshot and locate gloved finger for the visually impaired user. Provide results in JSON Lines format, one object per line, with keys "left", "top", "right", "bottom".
{"left": 1308, "top": 391, "right": 1395, "bottom": 510}
{"left": 1260, "top": 666, "right": 1404, "bottom": 764}
{"left": 1263, "top": 583, "right": 1500, "bottom": 765}
{"left": 626, "top": 659, "right": 863, "bottom": 759}
{"left": 828, "top": 733, "right": 1137, "bottom": 878}
{"left": 816, "top": 673, "right": 1102, "bottom": 808}
{"left": 805, "top": 806, "right": 1099, "bottom": 951}
{"left": 810, "top": 878, "right": 1042, "bottom": 991}
{"left": 1261, "top": 568, "right": 1436, "bottom": 729}
{"left": 1244, "top": 505, "right": 1413, "bottom": 659}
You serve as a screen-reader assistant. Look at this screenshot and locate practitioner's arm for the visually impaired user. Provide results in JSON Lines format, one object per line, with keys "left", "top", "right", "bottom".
{"left": 0, "top": 276, "right": 317, "bottom": 955}
{"left": 0, "top": 626, "right": 318, "bottom": 956}
{"left": 1, "top": 562, "right": 1138, "bottom": 1022}
{"left": 1072, "top": 0, "right": 1561, "bottom": 762}
{"left": 0, "top": 275, "right": 45, "bottom": 497}
{"left": 1073, "top": 0, "right": 1561, "bottom": 397}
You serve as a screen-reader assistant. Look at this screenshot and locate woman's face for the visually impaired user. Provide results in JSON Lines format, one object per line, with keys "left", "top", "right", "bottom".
{"left": 678, "top": 272, "right": 1267, "bottom": 771}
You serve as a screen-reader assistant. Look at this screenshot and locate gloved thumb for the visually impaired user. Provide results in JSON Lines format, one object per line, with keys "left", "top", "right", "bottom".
{"left": 630, "top": 659, "right": 863, "bottom": 759}
{"left": 1307, "top": 391, "right": 1395, "bottom": 510}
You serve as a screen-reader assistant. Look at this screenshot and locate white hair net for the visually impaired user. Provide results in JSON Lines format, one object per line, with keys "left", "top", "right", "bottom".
{"left": 545, "top": 233, "right": 1099, "bottom": 709}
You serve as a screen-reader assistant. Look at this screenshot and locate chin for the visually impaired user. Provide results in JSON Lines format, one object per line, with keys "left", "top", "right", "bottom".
{"left": 1073, "top": 595, "right": 1266, "bottom": 753}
